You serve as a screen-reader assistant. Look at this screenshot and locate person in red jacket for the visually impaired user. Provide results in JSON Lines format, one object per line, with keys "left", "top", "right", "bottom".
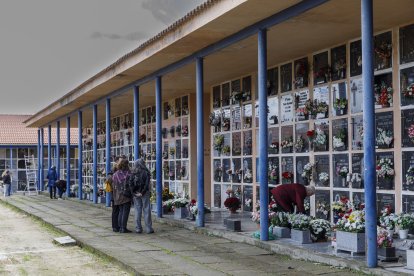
{"left": 271, "top": 184, "right": 315, "bottom": 213}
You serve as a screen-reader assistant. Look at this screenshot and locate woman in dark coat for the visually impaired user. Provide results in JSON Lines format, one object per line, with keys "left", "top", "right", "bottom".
{"left": 47, "top": 166, "right": 58, "bottom": 199}
{"left": 112, "top": 159, "right": 131, "bottom": 233}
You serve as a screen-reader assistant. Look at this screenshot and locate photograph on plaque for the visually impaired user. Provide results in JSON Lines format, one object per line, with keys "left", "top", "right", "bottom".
{"left": 281, "top": 156, "right": 294, "bottom": 184}
{"left": 268, "top": 97, "right": 279, "bottom": 125}
{"left": 400, "top": 66, "right": 414, "bottom": 106}
{"left": 232, "top": 105, "right": 242, "bottom": 130}
{"left": 268, "top": 127, "right": 279, "bottom": 154}
{"left": 281, "top": 94, "right": 294, "bottom": 123}
{"left": 281, "top": 126, "right": 294, "bottom": 154}
{"left": 268, "top": 157, "right": 279, "bottom": 185}
{"left": 242, "top": 158, "right": 253, "bottom": 183}
{"left": 243, "top": 130, "right": 252, "bottom": 156}
{"left": 281, "top": 63, "right": 292, "bottom": 93}
{"left": 294, "top": 57, "right": 309, "bottom": 89}
{"left": 350, "top": 40, "right": 362, "bottom": 77}
{"left": 331, "top": 82, "right": 348, "bottom": 116}
{"left": 332, "top": 118, "right": 348, "bottom": 151}
{"left": 267, "top": 67, "right": 278, "bottom": 96}
{"left": 374, "top": 73, "right": 393, "bottom": 109}
{"left": 295, "top": 123, "right": 309, "bottom": 153}
{"left": 314, "top": 120, "right": 329, "bottom": 152}
{"left": 295, "top": 89, "right": 310, "bottom": 121}
{"left": 331, "top": 44, "right": 347, "bottom": 81}
{"left": 376, "top": 194, "right": 395, "bottom": 215}
{"left": 350, "top": 78, "right": 363, "bottom": 114}
{"left": 242, "top": 76, "right": 252, "bottom": 102}
{"left": 376, "top": 152, "right": 394, "bottom": 190}
{"left": 231, "top": 158, "right": 242, "bottom": 183}
{"left": 243, "top": 103, "right": 252, "bottom": 129}
{"left": 351, "top": 115, "right": 363, "bottom": 150}
{"left": 402, "top": 109, "right": 414, "bottom": 147}
{"left": 402, "top": 151, "right": 414, "bottom": 191}
{"left": 213, "top": 85, "right": 221, "bottom": 108}
{"left": 402, "top": 195, "right": 414, "bottom": 213}
{"left": 315, "top": 155, "right": 330, "bottom": 187}
{"left": 243, "top": 185, "right": 253, "bottom": 212}
{"left": 351, "top": 153, "right": 364, "bottom": 189}
{"left": 313, "top": 51, "right": 329, "bottom": 85}
{"left": 231, "top": 79, "right": 241, "bottom": 106}
{"left": 374, "top": 31, "right": 392, "bottom": 71}
{"left": 213, "top": 159, "right": 222, "bottom": 182}
{"left": 399, "top": 23, "right": 414, "bottom": 65}
{"left": 315, "top": 190, "right": 330, "bottom": 220}
{"left": 295, "top": 156, "right": 310, "bottom": 185}
{"left": 375, "top": 111, "right": 394, "bottom": 149}
{"left": 222, "top": 159, "right": 231, "bottom": 183}
{"left": 232, "top": 132, "right": 242, "bottom": 156}
{"left": 332, "top": 154, "right": 349, "bottom": 188}
{"left": 313, "top": 86, "right": 329, "bottom": 119}
{"left": 221, "top": 82, "right": 230, "bottom": 107}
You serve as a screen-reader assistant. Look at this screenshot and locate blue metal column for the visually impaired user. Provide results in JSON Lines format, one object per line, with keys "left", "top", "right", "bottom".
{"left": 93, "top": 104, "right": 98, "bottom": 204}
{"left": 9, "top": 147, "right": 13, "bottom": 195}
{"left": 196, "top": 57, "right": 205, "bottom": 227}
{"left": 40, "top": 128, "right": 44, "bottom": 191}
{"left": 66, "top": 117, "right": 71, "bottom": 197}
{"left": 258, "top": 29, "right": 269, "bottom": 241}
{"left": 155, "top": 76, "right": 163, "bottom": 218}
{"left": 106, "top": 98, "right": 112, "bottom": 207}
{"left": 56, "top": 121, "right": 60, "bottom": 179}
{"left": 134, "top": 86, "right": 140, "bottom": 160}
{"left": 48, "top": 125, "right": 52, "bottom": 171}
{"left": 37, "top": 129, "right": 41, "bottom": 190}
{"left": 362, "top": 0, "right": 377, "bottom": 268}
{"left": 78, "top": 111, "right": 83, "bottom": 200}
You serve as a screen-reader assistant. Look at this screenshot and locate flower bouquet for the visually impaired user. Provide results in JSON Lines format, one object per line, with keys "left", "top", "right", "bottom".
{"left": 403, "top": 83, "right": 414, "bottom": 98}
{"left": 172, "top": 197, "right": 190, "bottom": 219}
{"left": 314, "top": 128, "right": 327, "bottom": 150}
{"left": 333, "top": 129, "right": 347, "bottom": 151}
{"left": 376, "top": 158, "right": 395, "bottom": 180}
{"left": 306, "top": 130, "right": 315, "bottom": 149}
{"left": 282, "top": 171, "right": 293, "bottom": 184}
{"left": 377, "top": 227, "right": 397, "bottom": 261}
{"left": 318, "top": 172, "right": 329, "bottom": 186}
{"left": 224, "top": 188, "right": 241, "bottom": 213}
{"left": 182, "top": 125, "right": 189, "bottom": 137}
{"left": 310, "top": 219, "right": 331, "bottom": 242}
{"left": 280, "top": 136, "right": 293, "bottom": 153}
{"left": 294, "top": 135, "right": 305, "bottom": 153}
{"left": 378, "top": 206, "right": 397, "bottom": 234}
{"left": 333, "top": 98, "right": 347, "bottom": 115}
{"left": 374, "top": 82, "right": 393, "bottom": 107}
{"left": 376, "top": 127, "right": 393, "bottom": 148}
{"left": 222, "top": 145, "right": 231, "bottom": 156}
{"left": 316, "top": 200, "right": 330, "bottom": 219}
{"left": 268, "top": 163, "right": 278, "bottom": 183}
{"left": 269, "top": 141, "right": 279, "bottom": 154}
{"left": 289, "top": 214, "right": 312, "bottom": 244}
{"left": 213, "top": 134, "right": 224, "bottom": 153}
{"left": 408, "top": 124, "right": 414, "bottom": 144}
{"left": 395, "top": 213, "right": 414, "bottom": 239}
{"left": 301, "top": 162, "right": 314, "bottom": 184}
{"left": 336, "top": 166, "right": 349, "bottom": 187}
{"left": 336, "top": 210, "right": 365, "bottom": 233}
{"left": 316, "top": 101, "right": 329, "bottom": 118}
{"left": 406, "top": 165, "right": 414, "bottom": 190}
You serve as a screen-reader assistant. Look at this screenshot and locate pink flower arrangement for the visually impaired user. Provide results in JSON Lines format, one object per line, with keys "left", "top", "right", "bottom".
{"left": 377, "top": 227, "right": 393, "bottom": 248}
{"left": 408, "top": 124, "right": 414, "bottom": 143}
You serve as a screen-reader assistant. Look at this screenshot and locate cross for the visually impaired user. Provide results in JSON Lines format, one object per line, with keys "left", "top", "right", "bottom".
{"left": 403, "top": 197, "right": 410, "bottom": 213}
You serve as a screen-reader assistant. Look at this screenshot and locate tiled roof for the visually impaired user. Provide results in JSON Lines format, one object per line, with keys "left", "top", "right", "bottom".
{"left": 0, "top": 115, "right": 78, "bottom": 145}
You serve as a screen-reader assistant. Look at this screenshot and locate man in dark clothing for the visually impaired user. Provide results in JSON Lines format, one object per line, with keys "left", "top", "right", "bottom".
{"left": 271, "top": 184, "right": 315, "bottom": 213}
{"left": 55, "top": 180, "right": 67, "bottom": 199}
{"left": 47, "top": 166, "right": 58, "bottom": 199}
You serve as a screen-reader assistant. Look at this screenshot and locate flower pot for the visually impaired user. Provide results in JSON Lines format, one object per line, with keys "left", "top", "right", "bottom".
{"left": 399, "top": 229, "right": 409, "bottom": 239}
{"left": 273, "top": 226, "right": 291, "bottom": 238}
{"left": 336, "top": 231, "right": 365, "bottom": 255}
{"left": 174, "top": 207, "right": 188, "bottom": 219}
{"left": 341, "top": 178, "right": 347, "bottom": 187}
{"left": 290, "top": 229, "right": 312, "bottom": 244}
{"left": 378, "top": 247, "right": 397, "bottom": 262}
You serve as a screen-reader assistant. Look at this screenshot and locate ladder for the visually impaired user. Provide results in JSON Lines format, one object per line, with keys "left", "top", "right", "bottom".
{"left": 24, "top": 155, "right": 38, "bottom": 196}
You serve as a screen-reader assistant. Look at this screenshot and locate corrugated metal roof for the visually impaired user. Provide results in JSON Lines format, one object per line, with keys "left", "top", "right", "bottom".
{"left": 0, "top": 115, "right": 78, "bottom": 145}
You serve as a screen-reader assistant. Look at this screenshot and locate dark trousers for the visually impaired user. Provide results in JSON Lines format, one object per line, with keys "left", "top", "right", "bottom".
{"left": 112, "top": 201, "right": 120, "bottom": 230}
{"left": 57, "top": 188, "right": 65, "bottom": 198}
{"left": 49, "top": 186, "right": 56, "bottom": 199}
{"left": 118, "top": 202, "right": 131, "bottom": 231}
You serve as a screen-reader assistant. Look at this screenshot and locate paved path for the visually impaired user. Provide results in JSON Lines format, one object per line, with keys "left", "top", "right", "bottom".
{"left": 1, "top": 195, "right": 361, "bottom": 275}
{"left": 0, "top": 197, "right": 128, "bottom": 275}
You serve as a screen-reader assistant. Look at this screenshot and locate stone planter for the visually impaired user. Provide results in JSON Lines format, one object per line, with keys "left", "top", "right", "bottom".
{"left": 174, "top": 207, "right": 188, "bottom": 219}
{"left": 273, "top": 226, "right": 291, "bottom": 238}
{"left": 290, "top": 229, "right": 312, "bottom": 244}
{"left": 378, "top": 247, "right": 398, "bottom": 262}
{"left": 336, "top": 231, "right": 365, "bottom": 255}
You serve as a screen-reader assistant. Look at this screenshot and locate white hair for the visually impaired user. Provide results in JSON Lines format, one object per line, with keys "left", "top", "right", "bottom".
{"left": 305, "top": 186, "right": 316, "bottom": 196}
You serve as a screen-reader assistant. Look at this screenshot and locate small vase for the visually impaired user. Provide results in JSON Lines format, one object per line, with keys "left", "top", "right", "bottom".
{"left": 399, "top": 229, "right": 409, "bottom": 239}
{"left": 342, "top": 178, "right": 346, "bottom": 187}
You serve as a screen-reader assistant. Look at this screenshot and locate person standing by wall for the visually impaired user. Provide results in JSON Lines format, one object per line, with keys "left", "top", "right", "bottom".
{"left": 2, "top": 170, "right": 11, "bottom": 197}
{"left": 47, "top": 166, "right": 57, "bottom": 199}
{"left": 129, "top": 159, "right": 154, "bottom": 234}
{"left": 112, "top": 159, "right": 132, "bottom": 233}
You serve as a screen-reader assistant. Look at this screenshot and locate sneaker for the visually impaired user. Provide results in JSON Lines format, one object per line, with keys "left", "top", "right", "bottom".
{"left": 146, "top": 229, "right": 154, "bottom": 234}
{"left": 135, "top": 229, "right": 143, "bottom": 234}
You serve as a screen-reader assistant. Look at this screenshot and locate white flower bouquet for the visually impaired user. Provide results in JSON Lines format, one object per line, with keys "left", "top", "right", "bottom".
{"left": 376, "top": 158, "right": 395, "bottom": 179}
{"left": 289, "top": 214, "right": 311, "bottom": 230}
{"left": 336, "top": 210, "right": 365, "bottom": 233}
{"left": 318, "top": 172, "right": 329, "bottom": 184}
{"left": 310, "top": 219, "right": 331, "bottom": 240}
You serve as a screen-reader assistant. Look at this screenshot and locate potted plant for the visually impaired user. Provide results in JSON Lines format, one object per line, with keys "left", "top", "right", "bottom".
{"left": 213, "top": 134, "right": 225, "bottom": 154}
{"left": 294, "top": 135, "right": 305, "bottom": 153}
{"left": 377, "top": 227, "right": 398, "bottom": 262}
{"left": 224, "top": 188, "right": 241, "bottom": 213}
{"left": 314, "top": 128, "right": 327, "bottom": 151}
{"left": 222, "top": 145, "right": 231, "bottom": 156}
{"left": 376, "top": 158, "right": 395, "bottom": 189}
{"left": 335, "top": 210, "right": 365, "bottom": 255}
{"left": 289, "top": 214, "right": 312, "bottom": 244}
{"left": 271, "top": 212, "right": 291, "bottom": 238}
{"left": 333, "top": 129, "right": 347, "bottom": 151}
{"left": 172, "top": 197, "right": 190, "bottom": 219}
{"left": 310, "top": 219, "right": 331, "bottom": 242}
{"left": 280, "top": 136, "right": 293, "bottom": 153}
{"left": 333, "top": 98, "right": 348, "bottom": 115}
{"left": 378, "top": 206, "right": 397, "bottom": 237}
{"left": 395, "top": 213, "right": 414, "bottom": 239}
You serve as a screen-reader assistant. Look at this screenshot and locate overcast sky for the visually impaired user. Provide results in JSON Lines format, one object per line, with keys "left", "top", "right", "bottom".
{"left": 0, "top": 0, "right": 204, "bottom": 115}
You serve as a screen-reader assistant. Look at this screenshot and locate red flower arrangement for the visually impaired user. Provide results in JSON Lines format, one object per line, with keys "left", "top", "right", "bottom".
{"left": 282, "top": 171, "right": 293, "bottom": 180}
{"left": 306, "top": 130, "right": 315, "bottom": 138}
{"left": 224, "top": 197, "right": 241, "bottom": 209}
{"left": 404, "top": 83, "right": 414, "bottom": 98}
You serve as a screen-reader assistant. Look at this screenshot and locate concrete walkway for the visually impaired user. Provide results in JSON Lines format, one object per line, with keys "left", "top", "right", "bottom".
{"left": 0, "top": 194, "right": 400, "bottom": 275}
